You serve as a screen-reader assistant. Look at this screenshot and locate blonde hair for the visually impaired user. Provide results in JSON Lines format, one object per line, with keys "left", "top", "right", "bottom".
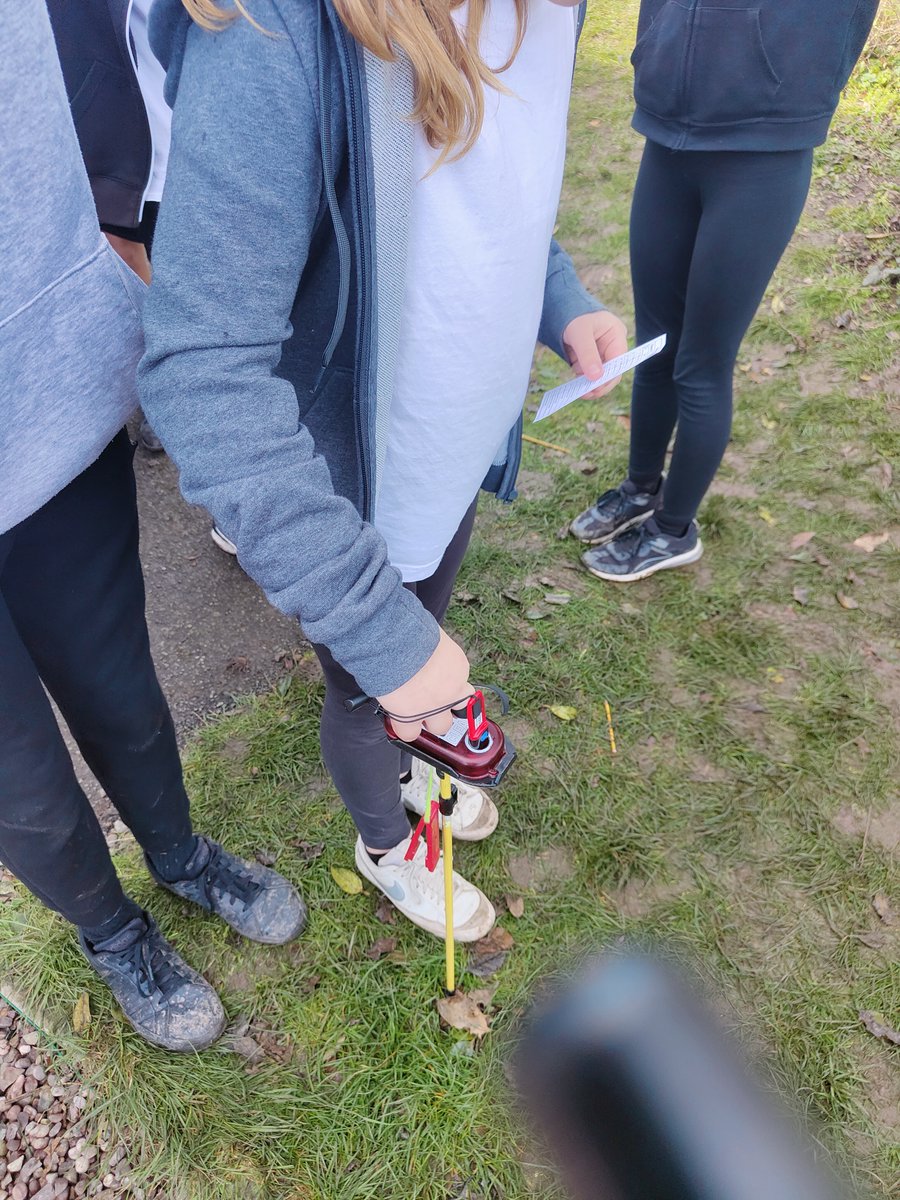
{"left": 181, "top": 0, "right": 528, "bottom": 165}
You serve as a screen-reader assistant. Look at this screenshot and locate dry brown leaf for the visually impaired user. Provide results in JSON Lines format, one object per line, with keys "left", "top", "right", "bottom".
{"left": 374, "top": 895, "right": 398, "bottom": 925}
{"left": 872, "top": 894, "right": 894, "bottom": 925}
{"left": 792, "top": 586, "right": 810, "bottom": 606}
{"left": 291, "top": 840, "right": 325, "bottom": 862}
{"left": 789, "top": 531, "right": 816, "bottom": 551}
{"left": 72, "top": 992, "right": 91, "bottom": 1035}
{"left": 852, "top": 531, "right": 889, "bottom": 553}
{"left": 436, "top": 990, "right": 492, "bottom": 1038}
{"left": 859, "top": 1010, "right": 900, "bottom": 1045}
{"left": 836, "top": 592, "right": 860, "bottom": 610}
{"left": 365, "top": 936, "right": 398, "bottom": 961}
{"left": 506, "top": 895, "right": 525, "bottom": 919}
{"left": 468, "top": 926, "right": 515, "bottom": 978}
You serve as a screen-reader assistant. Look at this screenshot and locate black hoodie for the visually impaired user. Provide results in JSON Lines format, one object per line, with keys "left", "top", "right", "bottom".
{"left": 631, "top": 0, "right": 880, "bottom": 150}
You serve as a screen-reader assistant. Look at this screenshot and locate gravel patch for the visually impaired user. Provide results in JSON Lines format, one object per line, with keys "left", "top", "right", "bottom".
{"left": 0, "top": 1003, "right": 151, "bottom": 1199}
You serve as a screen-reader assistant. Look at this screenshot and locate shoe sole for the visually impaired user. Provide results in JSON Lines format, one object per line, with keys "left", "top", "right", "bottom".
{"left": 401, "top": 794, "right": 499, "bottom": 843}
{"left": 210, "top": 527, "right": 238, "bottom": 555}
{"left": 354, "top": 841, "right": 496, "bottom": 943}
{"left": 583, "top": 540, "right": 704, "bottom": 583}
{"left": 569, "top": 508, "right": 654, "bottom": 547}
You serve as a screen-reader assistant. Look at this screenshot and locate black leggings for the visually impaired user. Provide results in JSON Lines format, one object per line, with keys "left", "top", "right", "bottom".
{"left": 0, "top": 433, "right": 193, "bottom": 932}
{"left": 628, "top": 141, "right": 814, "bottom": 532}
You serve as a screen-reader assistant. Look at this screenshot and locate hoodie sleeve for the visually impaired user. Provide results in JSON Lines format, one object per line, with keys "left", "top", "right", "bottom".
{"left": 139, "top": 2, "right": 440, "bottom": 697}
{"left": 538, "top": 238, "right": 606, "bottom": 361}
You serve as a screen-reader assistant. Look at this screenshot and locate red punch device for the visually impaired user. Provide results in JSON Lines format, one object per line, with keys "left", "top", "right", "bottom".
{"left": 343, "top": 686, "right": 516, "bottom": 789}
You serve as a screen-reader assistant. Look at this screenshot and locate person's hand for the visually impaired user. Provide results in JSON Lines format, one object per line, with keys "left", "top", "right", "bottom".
{"left": 104, "top": 232, "right": 152, "bottom": 285}
{"left": 562, "top": 310, "right": 629, "bottom": 399}
{"left": 376, "top": 628, "right": 472, "bottom": 742}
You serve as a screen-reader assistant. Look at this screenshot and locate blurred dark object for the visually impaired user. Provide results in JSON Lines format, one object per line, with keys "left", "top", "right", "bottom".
{"left": 519, "top": 952, "right": 848, "bottom": 1200}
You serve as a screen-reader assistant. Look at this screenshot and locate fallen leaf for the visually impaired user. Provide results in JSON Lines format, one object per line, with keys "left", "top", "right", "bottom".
{"left": 789, "top": 531, "right": 816, "bottom": 551}
{"left": 549, "top": 704, "right": 577, "bottom": 722}
{"left": 291, "top": 840, "right": 325, "bottom": 862}
{"left": 72, "top": 992, "right": 91, "bottom": 1034}
{"left": 616, "top": 414, "right": 632, "bottom": 432}
{"left": 255, "top": 849, "right": 277, "bottom": 867}
{"left": 437, "top": 991, "right": 491, "bottom": 1039}
{"left": 758, "top": 507, "right": 777, "bottom": 526}
{"left": 455, "top": 589, "right": 477, "bottom": 605}
{"left": 813, "top": 552, "right": 832, "bottom": 568}
{"left": 506, "top": 895, "right": 525, "bottom": 919}
{"left": 543, "top": 593, "right": 571, "bottom": 606}
{"left": 859, "top": 1010, "right": 900, "bottom": 1046}
{"left": 760, "top": 414, "right": 777, "bottom": 430}
{"left": 365, "top": 937, "right": 398, "bottom": 961}
{"left": 852, "top": 531, "right": 889, "bottom": 553}
{"left": 792, "top": 586, "right": 810, "bottom": 606}
{"left": 770, "top": 294, "right": 786, "bottom": 314}
{"left": 872, "top": 894, "right": 894, "bottom": 925}
{"left": 620, "top": 602, "right": 641, "bottom": 616}
{"left": 526, "top": 606, "right": 551, "bottom": 620}
{"left": 228, "top": 1035, "right": 266, "bottom": 1066}
{"left": 555, "top": 522, "right": 570, "bottom": 540}
{"left": 330, "top": 866, "right": 364, "bottom": 895}
{"left": 502, "top": 589, "right": 523, "bottom": 605}
{"left": 872, "top": 461, "right": 893, "bottom": 492}
{"left": 836, "top": 592, "right": 859, "bottom": 610}
{"left": 374, "top": 895, "right": 398, "bottom": 925}
{"left": 468, "top": 926, "right": 515, "bottom": 978}
{"left": 226, "top": 655, "right": 250, "bottom": 672}
{"left": 468, "top": 984, "right": 498, "bottom": 1008}
{"left": 833, "top": 310, "right": 853, "bottom": 330}
{"left": 580, "top": 464, "right": 598, "bottom": 476}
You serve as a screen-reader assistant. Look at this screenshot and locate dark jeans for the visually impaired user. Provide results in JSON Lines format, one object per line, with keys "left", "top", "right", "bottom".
{"left": 0, "top": 432, "right": 192, "bottom": 930}
{"left": 628, "top": 141, "right": 814, "bottom": 531}
{"left": 313, "top": 499, "right": 478, "bottom": 849}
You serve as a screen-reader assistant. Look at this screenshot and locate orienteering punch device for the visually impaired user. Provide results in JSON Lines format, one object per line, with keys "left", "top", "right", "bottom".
{"left": 343, "top": 687, "right": 516, "bottom": 789}
{"left": 345, "top": 686, "right": 516, "bottom": 994}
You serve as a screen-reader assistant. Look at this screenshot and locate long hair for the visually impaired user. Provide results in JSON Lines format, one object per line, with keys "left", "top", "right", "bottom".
{"left": 181, "top": 0, "right": 528, "bottom": 165}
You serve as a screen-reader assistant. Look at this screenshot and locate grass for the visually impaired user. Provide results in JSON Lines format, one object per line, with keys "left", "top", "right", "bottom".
{"left": 2, "top": 3, "right": 899, "bottom": 1197}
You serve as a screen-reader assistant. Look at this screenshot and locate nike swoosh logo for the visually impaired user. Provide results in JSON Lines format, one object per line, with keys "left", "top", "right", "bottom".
{"left": 382, "top": 881, "right": 406, "bottom": 903}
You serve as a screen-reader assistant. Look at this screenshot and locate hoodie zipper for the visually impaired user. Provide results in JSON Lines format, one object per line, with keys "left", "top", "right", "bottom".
{"left": 333, "top": 17, "right": 375, "bottom": 522}
{"left": 680, "top": 0, "right": 699, "bottom": 128}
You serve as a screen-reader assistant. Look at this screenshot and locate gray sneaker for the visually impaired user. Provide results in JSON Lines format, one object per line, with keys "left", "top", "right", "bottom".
{"left": 79, "top": 913, "right": 225, "bottom": 1052}
{"left": 570, "top": 478, "right": 662, "bottom": 545}
{"left": 147, "top": 836, "right": 307, "bottom": 945}
{"left": 582, "top": 517, "right": 703, "bottom": 582}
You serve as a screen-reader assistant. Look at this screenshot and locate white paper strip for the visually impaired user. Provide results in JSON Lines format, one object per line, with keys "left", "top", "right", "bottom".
{"left": 533, "top": 334, "right": 667, "bottom": 423}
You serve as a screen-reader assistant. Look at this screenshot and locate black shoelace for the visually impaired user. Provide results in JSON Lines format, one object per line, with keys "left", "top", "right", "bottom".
{"left": 121, "top": 935, "right": 188, "bottom": 1001}
{"left": 202, "top": 844, "right": 262, "bottom": 911}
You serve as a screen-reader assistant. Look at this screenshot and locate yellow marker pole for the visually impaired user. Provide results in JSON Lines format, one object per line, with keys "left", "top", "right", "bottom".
{"left": 439, "top": 771, "right": 455, "bottom": 994}
{"left": 604, "top": 700, "right": 617, "bottom": 756}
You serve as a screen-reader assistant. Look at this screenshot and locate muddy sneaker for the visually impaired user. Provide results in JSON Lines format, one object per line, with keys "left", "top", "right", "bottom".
{"left": 146, "top": 837, "right": 307, "bottom": 945}
{"left": 569, "top": 478, "right": 662, "bottom": 545}
{"left": 78, "top": 913, "right": 225, "bottom": 1052}
{"left": 354, "top": 835, "right": 495, "bottom": 943}
{"left": 582, "top": 517, "right": 703, "bottom": 582}
{"left": 401, "top": 759, "right": 498, "bottom": 842}
{"left": 210, "top": 526, "right": 238, "bottom": 555}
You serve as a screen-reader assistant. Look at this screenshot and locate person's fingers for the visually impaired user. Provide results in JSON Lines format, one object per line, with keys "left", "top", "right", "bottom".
{"left": 389, "top": 716, "right": 425, "bottom": 742}
{"left": 565, "top": 323, "right": 604, "bottom": 382}
{"left": 422, "top": 709, "right": 454, "bottom": 737}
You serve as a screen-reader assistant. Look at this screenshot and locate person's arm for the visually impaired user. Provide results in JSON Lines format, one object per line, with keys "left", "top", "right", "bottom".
{"left": 539, "top": 238, "right": 628, "bottom": 398}
{"left": 139, "top": 5, "right": 441, "bottom": 704}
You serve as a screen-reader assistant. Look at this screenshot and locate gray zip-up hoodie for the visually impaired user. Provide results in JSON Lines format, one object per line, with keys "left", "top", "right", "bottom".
{"left": 0, "top": 2, "right": 146, "bottom": 536}
{"left": 141, "top": 0, "right": 600, "bottom": 698}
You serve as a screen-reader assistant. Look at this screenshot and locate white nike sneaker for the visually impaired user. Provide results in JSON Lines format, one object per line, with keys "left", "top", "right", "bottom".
{"left": 354, "top": 835, "right": 495, "bottom": 943}
{"left": 401, "top": 759, "right": 499, "bottom": 842}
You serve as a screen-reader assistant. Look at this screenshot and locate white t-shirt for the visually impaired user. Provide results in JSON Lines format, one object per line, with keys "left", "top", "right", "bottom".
{"left": 373, "top": 0, "right": 576, "bottom": 581}
{"left": 128, "top": 0, "right": 172, "bottom": 205}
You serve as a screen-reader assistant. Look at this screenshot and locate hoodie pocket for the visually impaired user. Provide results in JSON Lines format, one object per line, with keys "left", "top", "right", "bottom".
{"left": 685, "top": 8, "right": 782, "bottom": 126}
{"left": 631, "top": 1, "right": 690, "bottom": 120}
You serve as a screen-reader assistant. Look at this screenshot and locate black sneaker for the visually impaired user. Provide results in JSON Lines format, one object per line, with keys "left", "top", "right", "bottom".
{"left": 138, "top": 417, "right": 165, "bottom": 454}
{"left": 569, "top": 478, "right": 662, "bottom": 545}
{"left": 582, "top": 516, "right": 703, "bottom": 582}
{"left": 146, "top": 837, "right": 307, "bottom": 945}
{"left": 78, "top": 913, "right": 225, "bottom": 1052}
